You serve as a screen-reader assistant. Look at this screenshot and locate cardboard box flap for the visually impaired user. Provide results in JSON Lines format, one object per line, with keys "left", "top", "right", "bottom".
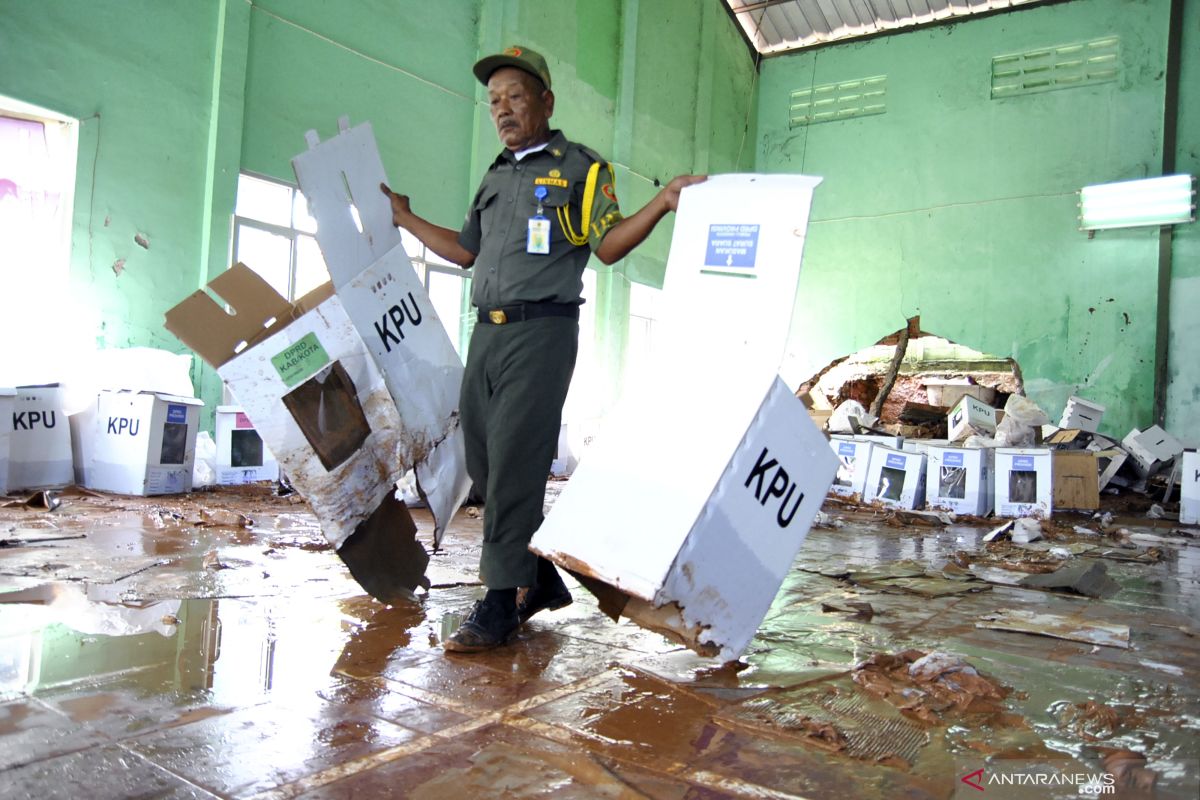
{"left": 165, "top": 264, "right": 297, "bottom": 367}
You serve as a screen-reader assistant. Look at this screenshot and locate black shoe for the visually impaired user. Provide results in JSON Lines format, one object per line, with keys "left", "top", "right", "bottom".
{"left": 516, "top": 581, "right": 573, "bottom": 624}
{"left": 443, "top": 598, "right": 519, "bottom": 653}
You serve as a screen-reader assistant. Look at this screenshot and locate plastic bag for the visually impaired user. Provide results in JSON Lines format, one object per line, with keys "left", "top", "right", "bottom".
{"left": 993, "top": 395, "right": 1049, "bottom": 447}
{"left": 828, "top": 400, "right": 878, "bottom": 434}
{"left": 192, "top": 431, "right": 217, "bottom": 488}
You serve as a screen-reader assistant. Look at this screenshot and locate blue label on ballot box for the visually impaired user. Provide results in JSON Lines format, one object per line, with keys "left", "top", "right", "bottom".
{"left": 166, "top": 404, "right": 188, "bottom": 424}
{"left": 944, "top": 452, "right": 964, "bottom": 467}
{"left": 705, "top": 223, "right": 759, "bottom": 269}
{"left": 886, "top": 453, "right": 907, "bottom": 469}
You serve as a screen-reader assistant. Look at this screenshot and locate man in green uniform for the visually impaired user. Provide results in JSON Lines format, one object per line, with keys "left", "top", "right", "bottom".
{"left": 381, "top": 45, "right": 704, "bottom": 652}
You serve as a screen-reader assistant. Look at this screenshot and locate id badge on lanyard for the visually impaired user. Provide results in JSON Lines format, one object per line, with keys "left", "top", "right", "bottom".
{"left": 527, "top": 185, "right": 550, "bottom": 255}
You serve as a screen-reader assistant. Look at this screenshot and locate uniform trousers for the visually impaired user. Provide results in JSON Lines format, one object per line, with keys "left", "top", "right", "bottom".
{"left": 459, "top": 315, "right": 578, "bottom": 589}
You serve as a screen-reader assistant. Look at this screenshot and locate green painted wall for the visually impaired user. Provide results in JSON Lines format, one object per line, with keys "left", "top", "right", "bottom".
{"left": 1, "top": 0, "right": 752, "bottom": 425}
{"left": 15, "top": 1, "right": 1187, "bottom": 444}
{"left": 756, "top": 0, "right": 1184, "bottom": 439}
{"left": 0, "top": 0, "right": 229, "bottom": 383}
{"left": 1166, "top": 0, "right": 1200, "bottom": 445}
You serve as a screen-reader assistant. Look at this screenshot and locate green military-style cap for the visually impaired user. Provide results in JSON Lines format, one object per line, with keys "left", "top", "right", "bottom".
{"left": 473, "top": 45, "right": 552, "bottom": 90}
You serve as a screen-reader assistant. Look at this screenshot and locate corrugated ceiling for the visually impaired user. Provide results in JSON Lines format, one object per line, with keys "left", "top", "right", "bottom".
{"left": 724, "top": 0, "right": 1050, "bottom": 55}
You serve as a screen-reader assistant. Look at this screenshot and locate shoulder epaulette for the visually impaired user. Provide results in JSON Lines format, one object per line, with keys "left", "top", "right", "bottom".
{"left": 573, "top": 142, "right": 605, "bottom": 165}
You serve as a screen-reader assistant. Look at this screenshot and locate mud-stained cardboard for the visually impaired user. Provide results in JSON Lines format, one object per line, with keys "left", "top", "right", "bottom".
{"left": 165, "top": 264, "right": 428, "bottom": 600}
{"left": 292, "top": 118, "right": 471, "bottom": 547}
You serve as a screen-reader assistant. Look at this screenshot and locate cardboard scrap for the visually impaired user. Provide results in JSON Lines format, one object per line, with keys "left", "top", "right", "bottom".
{"left": 853, "top": 649, "right": 1011, "bottom": 724}
{"left": 976, "top": 609, "right": 1129, "bottom": 648}
{"left": 1052, "top": 451, "right": 1100, "bottom": 510}
{"left": 0, "top": 490, "right": 61, "bottom": 511}
{"left": 1100, "top": 748, "right": 1159, "bottom": 792}
{"left": 1017, "top": 560, "right": 1120, "bottom": 598}
{"left": 847, "top": 562, "right": 989, "bottom": 597}
{"left": 820, "top": 600, "right": 875, "bottom": 619}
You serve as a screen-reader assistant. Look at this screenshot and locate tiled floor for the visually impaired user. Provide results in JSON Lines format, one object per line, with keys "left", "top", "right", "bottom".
{"left": 0, "top": 485, "right": 1196, "bottom": 798}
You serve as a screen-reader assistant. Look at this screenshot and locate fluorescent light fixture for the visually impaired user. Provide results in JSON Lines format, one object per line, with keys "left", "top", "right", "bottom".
{"left": 1079, "top": 174, "right": 1195, "bottom": 230}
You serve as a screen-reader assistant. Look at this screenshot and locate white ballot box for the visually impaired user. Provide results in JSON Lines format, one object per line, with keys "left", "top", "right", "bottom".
{"left": 533, "top": 174, "right": 834, "bottom": 661}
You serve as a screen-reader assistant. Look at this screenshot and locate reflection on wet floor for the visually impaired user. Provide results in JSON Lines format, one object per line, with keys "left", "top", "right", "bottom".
{"left": 0, "top": 484, "right": 1197, "bottom": 798}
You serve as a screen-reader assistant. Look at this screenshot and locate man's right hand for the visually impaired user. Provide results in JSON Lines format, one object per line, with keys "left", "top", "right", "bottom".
{"left": 380, "top": 182, "right": 411, "bottom": 228}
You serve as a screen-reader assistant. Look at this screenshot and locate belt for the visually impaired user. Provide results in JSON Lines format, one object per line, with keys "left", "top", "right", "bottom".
{"left": 477, "top": 302, "right": 580, "bottom": 325}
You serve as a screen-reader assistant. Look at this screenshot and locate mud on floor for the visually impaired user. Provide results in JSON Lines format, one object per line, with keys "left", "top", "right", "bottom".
{"left": 1, "top": 484, "right": 1197, "bottom": 798}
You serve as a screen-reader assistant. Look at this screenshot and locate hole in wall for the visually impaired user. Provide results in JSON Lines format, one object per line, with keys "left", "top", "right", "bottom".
{"left": 798, "top": 318, "right": 1023, "bottom": 438}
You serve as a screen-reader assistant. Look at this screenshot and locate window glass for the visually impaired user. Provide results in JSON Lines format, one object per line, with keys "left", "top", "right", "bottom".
{"left": 426, "top": 270, "right": 464, "bottom": 356}
{"left": 235, "top": 174, "right": 292, "bottom": 227}
{"left": 235, "top": 224, "right": 292, "bottom": 298}
{"left": 292, "top": 191, "right": 318, "bottom": 234}
{"left": 294, "top": 235, "right": 330, "bottom": 298}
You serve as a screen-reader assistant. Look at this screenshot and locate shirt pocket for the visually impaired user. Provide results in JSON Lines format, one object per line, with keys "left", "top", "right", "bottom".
{"left": 537, "top": 184, "right": 574, "bottom": 244}
{"left": 475, "top": 185, "right": 501, "bottom": 240}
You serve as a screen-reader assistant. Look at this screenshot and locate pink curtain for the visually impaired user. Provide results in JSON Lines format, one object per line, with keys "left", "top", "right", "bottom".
{"left": 0, "top": 115, "right": 64, "bottom": 269}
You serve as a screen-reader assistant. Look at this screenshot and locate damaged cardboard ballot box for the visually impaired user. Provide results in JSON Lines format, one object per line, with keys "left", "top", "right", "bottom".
{"left": 165, "top": 266, "right": 429, "bottom": 601}
{"left": 532, "top": 174, "right": 836, "bottom": 661}
{"left": 292, "top": 117, "right": 470, "bottom": 546}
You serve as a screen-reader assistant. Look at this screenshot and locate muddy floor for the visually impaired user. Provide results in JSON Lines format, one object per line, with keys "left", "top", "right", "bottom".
{"left": 0, "top": 483, "right": 1197, "bottom": 799}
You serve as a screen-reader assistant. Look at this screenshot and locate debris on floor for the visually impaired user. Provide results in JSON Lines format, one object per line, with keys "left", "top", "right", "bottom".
{"left": 1, "top": 483, "right": 1197, "bottom": 798}
{"left": 976, "top": 608, "right": 1131, "bottom": 648}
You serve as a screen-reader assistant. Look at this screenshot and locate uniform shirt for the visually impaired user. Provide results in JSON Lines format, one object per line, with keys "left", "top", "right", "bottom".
{"left": 459, "top": 130, "right": 623, "bottom": 309}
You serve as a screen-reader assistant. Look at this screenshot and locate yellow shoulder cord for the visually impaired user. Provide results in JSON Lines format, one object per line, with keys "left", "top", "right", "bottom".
{"left": 557, "top": 161, "right": 601, "bottom": 246}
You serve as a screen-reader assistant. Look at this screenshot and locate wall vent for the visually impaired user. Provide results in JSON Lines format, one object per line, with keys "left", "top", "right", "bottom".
{"left": 789, "top": 75, "right": 887, "bottom": 127}
{"left": 991, "top": 36, "right": 1119, "bottom": 99}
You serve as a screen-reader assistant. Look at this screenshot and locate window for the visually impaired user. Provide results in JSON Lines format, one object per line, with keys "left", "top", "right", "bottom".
{"left": 0, "top": 96, "right": 79, "bottom": 384}
{"left": 394, "top": 227, "right": 472, "bottom": 359}
{"left": 625, "top": 279, "right": 661, "bottom": 384}
{"left": 233, "top": 173, "right": 327, "bottom": 301}
{"left": 231, "top": 172, "right": 471, "bottom": 355}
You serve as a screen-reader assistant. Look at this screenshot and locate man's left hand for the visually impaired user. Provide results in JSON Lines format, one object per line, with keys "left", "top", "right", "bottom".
{"left": 659, "top": 174, "right": 707, "bottom": 212}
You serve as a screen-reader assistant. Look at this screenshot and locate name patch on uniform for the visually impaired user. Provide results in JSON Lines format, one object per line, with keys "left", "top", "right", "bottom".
{"left": 535, "top": 177, "right": 568, "bottom": 188}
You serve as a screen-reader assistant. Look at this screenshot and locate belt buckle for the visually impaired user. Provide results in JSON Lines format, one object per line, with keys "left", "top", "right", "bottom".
{"left": 489, "top": 309, "right": 508, "bottom": 325}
